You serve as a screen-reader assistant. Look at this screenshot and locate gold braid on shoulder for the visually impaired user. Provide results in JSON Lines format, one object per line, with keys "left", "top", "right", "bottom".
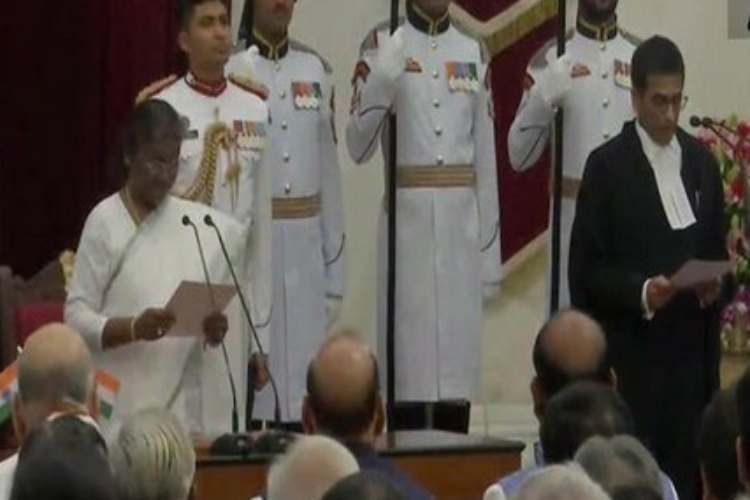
{"left": 180, "top": 121, "right": 229, "bottom": 206}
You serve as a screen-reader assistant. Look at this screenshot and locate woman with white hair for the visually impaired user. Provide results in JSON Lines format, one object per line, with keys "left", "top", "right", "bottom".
{"left": 109, "top": 407, "right": 196, "bottom": 500}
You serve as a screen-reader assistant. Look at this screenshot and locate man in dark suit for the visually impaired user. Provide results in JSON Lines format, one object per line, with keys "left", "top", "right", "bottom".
{"left": 569, "top": 36, "right": 728, "bottom": 500}
{"left": 302, "top": 331, "right": 431, "bottom": 500}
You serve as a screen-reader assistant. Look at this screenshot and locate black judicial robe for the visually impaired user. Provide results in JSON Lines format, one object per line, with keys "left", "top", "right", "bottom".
{"left": 569, "top": 120, "right": 727, "bottom": 500}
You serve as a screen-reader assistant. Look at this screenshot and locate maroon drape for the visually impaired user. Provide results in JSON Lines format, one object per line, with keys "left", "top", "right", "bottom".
{"left": 0, "top": 1, "right": 179, "bottom": 277}
{"left": 455, "top": 0, "right": 557, "bottom": 262}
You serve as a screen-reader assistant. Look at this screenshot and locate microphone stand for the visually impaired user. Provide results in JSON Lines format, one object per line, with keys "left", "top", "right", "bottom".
{"left": 203, "top": 215, "right": 293, "bottom": 455}
{"left": 182, "top": 216, "right": 247, "bottom": 454}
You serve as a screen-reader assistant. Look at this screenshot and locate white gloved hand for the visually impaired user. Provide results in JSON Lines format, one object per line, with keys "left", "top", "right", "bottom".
{"left": 375, "top": 27, "right": 407, "bottom": 83}
{"left": 325, "top": 296, "right": 343, "bottom": 328}
{"left": 534, "top": 55, "right": 573, "bottom": 108}
{"left": 229, "top": 44, "right": 261, "bottom": 79}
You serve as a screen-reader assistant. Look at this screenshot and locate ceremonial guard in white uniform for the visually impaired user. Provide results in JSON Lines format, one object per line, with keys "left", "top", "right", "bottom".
{"left": 346, "top": 0, "right": 501, "bottom": 432}
{"left": 227, "top": 26, "right": 345, "bottom": 424}
{"left": 153, "top": 72, "right": 273, "bottom": 350}
{"left": 508, "top": 0, "right": 639, "bottom": 307}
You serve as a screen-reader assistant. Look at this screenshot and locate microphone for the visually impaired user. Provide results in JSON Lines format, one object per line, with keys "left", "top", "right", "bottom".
{"left": 182, "top": 215, "right": 240, "bottom": 436}
{"left": 689, "top": 115, "right": 709, "bottom": 128}
{"left": 203, "top": 214, "right": 283, "bottom": 429}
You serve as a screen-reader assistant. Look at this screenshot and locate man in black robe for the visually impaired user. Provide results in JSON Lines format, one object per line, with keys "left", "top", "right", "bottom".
{"left": 569, "top": 36, "right": 728, "bottom": 500}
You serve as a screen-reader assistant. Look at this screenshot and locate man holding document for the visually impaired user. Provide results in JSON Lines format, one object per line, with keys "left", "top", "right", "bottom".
{"left": 569, "top": 36, "right": 728, "bottom": 500}
{"left": 65, "top": 100, "right": 266, "bottom": 439}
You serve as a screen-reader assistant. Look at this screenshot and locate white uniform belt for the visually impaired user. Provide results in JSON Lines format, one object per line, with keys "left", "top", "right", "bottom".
{"left": 272, "top": 193, "right": 321, "bottom": 219}
{"left": 396, "top": 164, "right": 476, "bottom": 188}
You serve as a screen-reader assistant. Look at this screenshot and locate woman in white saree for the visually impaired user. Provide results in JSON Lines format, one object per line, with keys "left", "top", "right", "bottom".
{"left": 65, "top": 100, "right": 269, "bottom": 439}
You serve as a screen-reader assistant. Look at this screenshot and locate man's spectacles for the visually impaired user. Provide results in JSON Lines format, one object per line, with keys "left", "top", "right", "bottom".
{"left": 652, "top": 94, "right": 689, "bottom": 112}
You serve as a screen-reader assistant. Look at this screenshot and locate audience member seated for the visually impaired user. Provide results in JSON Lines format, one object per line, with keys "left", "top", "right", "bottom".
{"left": 529, "top": 310, "right": 615, "bottom": 422}
{"left": 0, "top": 323, "right": 97, "bottom": 500}
{"left": 513, "top": 464, "right": 610, "bottom": 500}
{"left": 110, "top": 407, "right": 196, "bottom": 500}
{"left": 485, "top": 381, "right": 677, "bottom": 499}
{"left": 322, "top": 471, "right": 406, "bottom": 500}
{"left": 697, "top": 388, "right": 742, "bottom": 500}
{"left": 9, "top": 413, "right": 115, "bottom": 500}
{"left": 575, "top": 435, "right": 663, "bottom": 498}
{"left": 265, "top": 434, "right": 359, "bottom": 500}
{"left": 539, "top": 382, "right": 634, "bottom": 463}
{"left": 483, "top": 308, "right": 614, "bottom": 498}
{"left": 302, "top": 331, "right": 432, "bottom": 499}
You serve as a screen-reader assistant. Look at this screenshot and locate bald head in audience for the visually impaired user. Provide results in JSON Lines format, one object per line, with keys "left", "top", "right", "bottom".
{"left": 303, "top": 330, "right": 384, "bottom": 444}
{"left": 13, "top": 323, "right": 97, "bottom": 443}
{"left": 531, "top": 309, "right": 614, "bottom": 419}
{"left": 266, "top": 435, "right": 359, "bottom": 500}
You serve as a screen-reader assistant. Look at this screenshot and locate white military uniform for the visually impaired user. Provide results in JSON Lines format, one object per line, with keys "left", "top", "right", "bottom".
{"left": 152, "top": 74, "right": 273, "bottom": 427}
{"left": 227, "top": 33, "right": 345, "bottom": 422}
{"left": 508, "top": 17, "right": 639, "bottom": 307}
{"left": 346, "top": 3, "right": 501, "bottom": 402}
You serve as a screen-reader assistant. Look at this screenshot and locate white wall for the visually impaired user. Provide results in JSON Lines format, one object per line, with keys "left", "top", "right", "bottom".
{"left": 235, "top": 0, "right": 750, "bottom": 412}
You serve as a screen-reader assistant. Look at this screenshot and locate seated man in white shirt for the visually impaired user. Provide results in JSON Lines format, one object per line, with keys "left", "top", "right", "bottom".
{"left": 0, "top": 323, "right": 99, "bottom": 500}
{"left": 484, "top": 377, "right": 678, "bottom": 500}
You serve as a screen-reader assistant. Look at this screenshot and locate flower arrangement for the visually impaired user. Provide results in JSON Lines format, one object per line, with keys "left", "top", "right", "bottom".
{"left": 698, "top": 116, "right": 750, "bottom": 353}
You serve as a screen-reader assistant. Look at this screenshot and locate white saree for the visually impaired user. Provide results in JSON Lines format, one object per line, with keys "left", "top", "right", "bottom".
{"left": 66, "top": 193, "right": 268, "bottom": 439}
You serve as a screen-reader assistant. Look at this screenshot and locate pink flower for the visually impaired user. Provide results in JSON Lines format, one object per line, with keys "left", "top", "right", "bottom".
{"left": 738, "top": 121, "right": 750, "bottom": 139}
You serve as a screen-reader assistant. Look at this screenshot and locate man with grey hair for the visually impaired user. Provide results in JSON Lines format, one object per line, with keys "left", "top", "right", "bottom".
{"left": 266, "top": 434, "right": 359, "bottom": 500}
{"left": 109, "top": 407, "right": 196, "bottom": 500}
{"left": 0, "top": 323, "right": 98, "bottom": 500}
{"left": 574, "top": 435, "right": 663, "bottom": 498}
{"left": 514, "top": 463, "right": 610, "bottom": 500}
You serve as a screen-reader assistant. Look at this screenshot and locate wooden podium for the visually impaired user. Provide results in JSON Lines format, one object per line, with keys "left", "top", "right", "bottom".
{"left": 194, "top": 430, "right": 524, "bottom": 500}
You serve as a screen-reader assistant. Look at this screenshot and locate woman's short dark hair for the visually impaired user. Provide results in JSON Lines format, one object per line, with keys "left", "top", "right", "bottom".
{"left": 10, "top": 415, "right": 116, "bottom": 500}
{"left": 121, "top": 99, "right": 182, "bottom": 171}
{"left": 631, "top": 35, "right": 685, "bottom": 91}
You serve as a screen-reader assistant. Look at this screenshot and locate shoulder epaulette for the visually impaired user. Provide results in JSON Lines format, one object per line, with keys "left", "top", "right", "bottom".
{"left": 619, "top": 28, "right": 642, "bottom": 48}
{"left": 135, "top": 74, "right": 178, "bottom": 105}
{"left": 451, "top": 18, "right": 491, "bottom": 64}
{"left": 290, "top": 39, "right": 333, "bottom": 75}
{"left": 228, "top": 74, "right": 269, "bottom": 101}
{"left": 359, "top": 17, "right": 405, "bottom": 56}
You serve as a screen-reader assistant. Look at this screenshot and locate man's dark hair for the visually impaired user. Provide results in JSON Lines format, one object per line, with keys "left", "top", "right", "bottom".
{"left": 306, "top": 352, "right": 380, "bottom": 439}
{"left": 121, "top": 99, "right": 181, "bottom": 173}
{"left": 540, "top": 381, "right": 635, "bottom": 463}
{"left": 631, "top": 35, "right": 685, "bottom": 91}
{"left": 322, "top": 471, "right": 405, "bottom": 500}
{"left": 697, "top": 388, "right": 742, "bottom": 500}
{"left": 11, "top": 415, "right": 115, "bottom": 500}
{"left": 177, "top": 0, "right": 229, "bottom": 30}
{"left": 532, "top": 310, "right": 611, "bottom": 397}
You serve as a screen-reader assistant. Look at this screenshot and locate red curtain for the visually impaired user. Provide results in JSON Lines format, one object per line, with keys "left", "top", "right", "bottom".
{"left": 456, "top": 0, "right": 557, "bottom": 262}
{"left": 0, "top": 1, "right": 179, "bottom": 277}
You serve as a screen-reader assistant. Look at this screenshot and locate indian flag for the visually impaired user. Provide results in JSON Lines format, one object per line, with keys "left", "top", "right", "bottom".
{"left": 95, "top": 370, "right": 120, "bottom": 420}
{"left": 0, "top": 361, "right": 18, "bottom": 425}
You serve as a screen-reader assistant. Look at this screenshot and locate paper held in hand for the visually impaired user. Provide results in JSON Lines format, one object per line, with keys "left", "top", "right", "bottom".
{"left": 670, "top": 260, "right": 732, "bottom": 290}
{"left": 164, "top": 281, "right": 237, "bottom": 337}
